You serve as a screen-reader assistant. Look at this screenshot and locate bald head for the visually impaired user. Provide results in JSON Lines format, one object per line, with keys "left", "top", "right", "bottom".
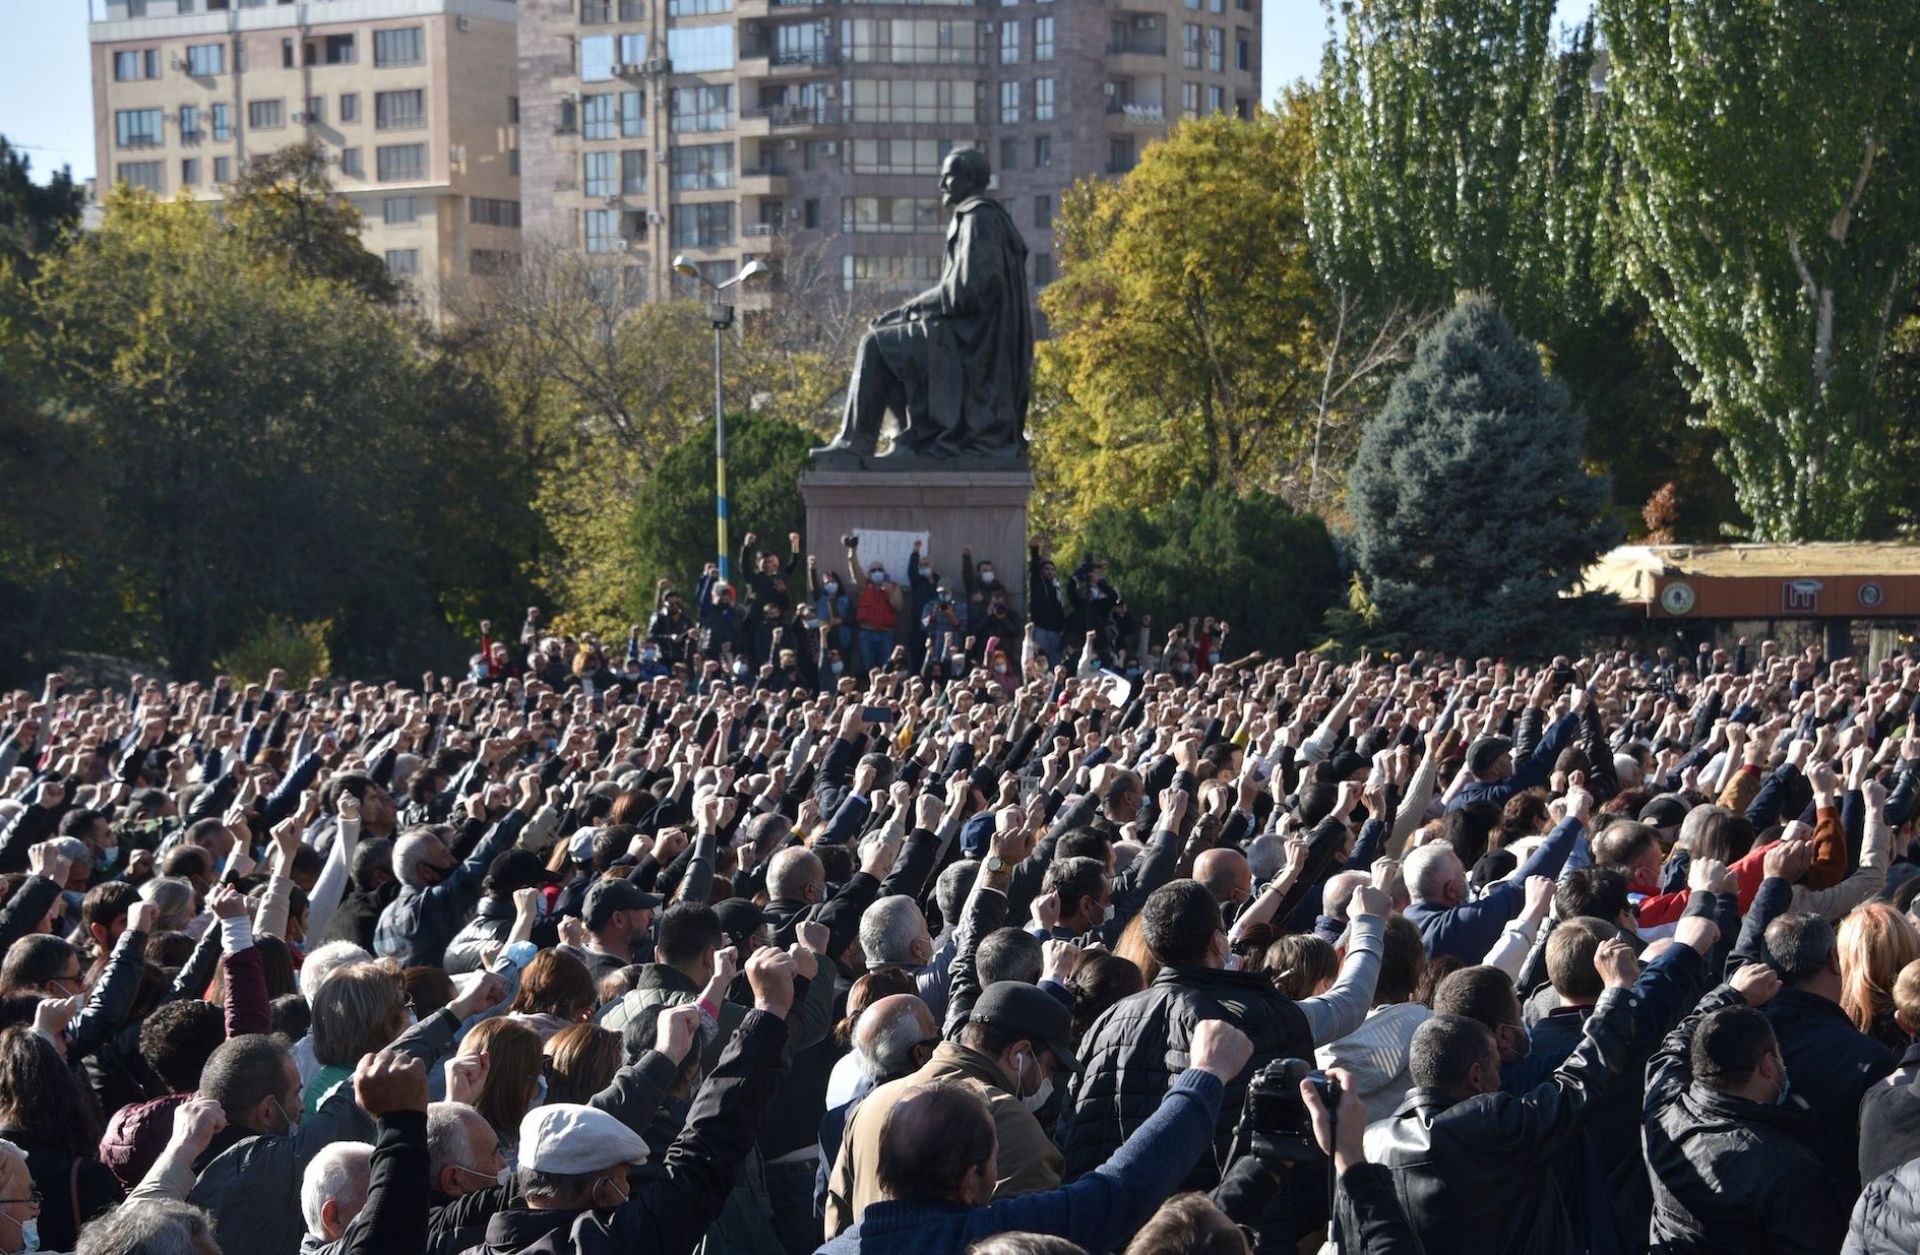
{"left": 854, "top": 993, "right": 938, "bottom": 1084}
{"left": 1193, "top": 848, "right": 1252, "bottom": 908}
{"left": 767, "top": 847, "right": 825, "bottom": 904}
{"left": 877, "top": 1080, "right": 997, "bottom": 1206}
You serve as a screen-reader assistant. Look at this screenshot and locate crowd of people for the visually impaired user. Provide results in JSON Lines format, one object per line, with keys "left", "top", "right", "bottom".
{"left": 3, "top": 538, "right": 1920, "bottom": 1255}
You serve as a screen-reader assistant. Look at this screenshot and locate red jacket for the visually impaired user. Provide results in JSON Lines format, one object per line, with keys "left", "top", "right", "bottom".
{"left": 857, "top": 582, "right": 896, "bottom": 633}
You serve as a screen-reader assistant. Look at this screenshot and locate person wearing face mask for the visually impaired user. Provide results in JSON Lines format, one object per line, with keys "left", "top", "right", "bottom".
{"left": 824, "top": 981, "right": 1078, "bottom": 1237}
{"left": 1644, "top": 963, "right": 1846, "bottom": 1254}
{"left": 0, "top": 1140, "right": 37, "bottom": 1255}
{"left": 846, "top": 536, "right": 904, "bottom": 677}
{"left": 1361, "top": 938, "right": 1639, "bottom": 1255}
{"left": 809, "top": 558, "right": 857, "bottom": 661}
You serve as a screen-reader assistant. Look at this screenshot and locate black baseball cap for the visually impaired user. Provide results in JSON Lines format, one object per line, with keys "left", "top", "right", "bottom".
{"left": 1467, "top": 736, "right": 1514, "bottom": 777}
{"left": 969, "top": 982, "right": 1080, "bottom": 1072}
{"left": 583, "top": 877, "right": 663, "bottom": 931}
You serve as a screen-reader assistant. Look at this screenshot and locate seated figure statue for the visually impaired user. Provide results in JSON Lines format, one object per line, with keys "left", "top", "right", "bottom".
{"left": 813, "top": 147, "right": 1034, "bottom": 464}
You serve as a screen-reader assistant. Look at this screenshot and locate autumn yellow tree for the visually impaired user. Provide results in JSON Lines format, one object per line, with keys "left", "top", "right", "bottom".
{"left": 1037, "top": 93, "right": 1416, "bottom": 531}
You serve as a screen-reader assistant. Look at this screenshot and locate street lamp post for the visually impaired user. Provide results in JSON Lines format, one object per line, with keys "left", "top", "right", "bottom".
{"left": 672, "top": 255, "right": 770, "bottom": 585}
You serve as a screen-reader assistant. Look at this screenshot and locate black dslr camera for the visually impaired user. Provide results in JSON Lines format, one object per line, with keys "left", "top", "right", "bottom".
{"left": 1238, "top": 1058, "right": 1340, "bottom": 1166}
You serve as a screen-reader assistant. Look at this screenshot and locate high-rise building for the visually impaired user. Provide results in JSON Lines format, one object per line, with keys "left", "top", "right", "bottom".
{"left": 88, "top": 0, "right": 522, "bottom": 305}
{"left": 516, "top": 0, "right": 1260, "bottom": 305}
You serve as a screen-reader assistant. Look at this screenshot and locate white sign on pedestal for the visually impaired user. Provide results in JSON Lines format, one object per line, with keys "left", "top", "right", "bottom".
{"left": 850, "top": 529, "right": 930, "bottom": 586}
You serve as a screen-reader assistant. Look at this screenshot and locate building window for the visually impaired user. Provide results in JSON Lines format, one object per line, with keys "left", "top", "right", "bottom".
{"left": 376, "top": 143, "right": 427, "bottom": 181}
{"left": 999, "top": 20, "right": 1019, "bottom": 64}
{"left": 580, "top": 0, "right": 613, "bottom": 22}
{"left": 341, "top": 93, "right": 360, "bottom": 123}
{"left": 249, "top": 100, "right": 285, "bottom": 130}
{"left": 999, "top": 80, "right": 1020, "bottom": 124}
{"left": 669, "top": 85, "right": 732, "bottom": 133}
{"left": 210, "top": 103, "right": 231, "bottom": 141}
{"left": 667, "top": 0, "right": 731, "bottom": 16}
{"left": 998, "top": 137, "right": 1017, "bottom": 172}
{"left": 115, "top": 109, "right": 163, "bottom": 149}
{"left": 619, "top": 33, "right": 647, "bottom": 63}
{"left": 1235, "top": 96, "right": 1251, "bottom": 120}
{"left": 375, "top": 90, "right": 425, "bottom": 130}
{"left": 1033, "top": 134, "right": 1051, "bottom": 167}
{"left": 179, "top": 105, "right": 202, "bottom": 143}
{"left": 849, "top": 138, "right": 966, "bottom": 175}
{"left": 113, "top": 49, "right": 158, "bottom": 81}
{"left": 181, "top": 158, "right": 200, "bottom": 187}
{"left": 1108, "top": 136, "right": 1133, "bottom": 174}
{"left": 669, "top": 142, "right": 735, "bottom": 190}
{"left": 1034, "top": 194, "right": 1049, "bottom": 228}
{"left": 318, "top": 33, "right": 356, "bottom": 65}
{"left": 1034, "top": 252, "right": 1053, "bottom": 286}
{"left": 668, "top": 26, "right": 734, "bottom": 73}
{"left": 583, "top": 93, "right": 619, "bottom": 139}
{"left": 471, "top": 197, "right": 522, "bottom": 227}
{"left": 840, "top": 19, "right": 981, "bottom": 66}
{"left": 383, "top": 196, "right": 418, "bottom": 225}
{"left": 213, "top": 155, "right": 232, "bottom": 183}
{"left": 585, "top": 209, "right": 620, "bottom": 252}
{"left": 845, "top": 79, "right": 979, "bottom": 125}
{"left": 774, "top": 22, "right": 828, "bottom": 65}
{"left": 1034, "top": 76, "right": 1054, "bottom": 120}
{"left": 842, "top": 254, "right": 940, "bottom": 291}
{"left": 842, "top": 196, "right": 941, "bottom": 234}
{"left": 1207, "top": 26, "right": 1224, "bottom": 72}
{"left": 372, "top": 27, "right": 424, "bottom": 67}
{"left": 620, "top": 0, "right": 645, "bottom": 18}
{"left": 804, "top": 198, "right": 820, "bottom": 228}
{"left": 580, "top": 34, "right": 616, "bottom": 80}
{"left": 509, "top": 148, "right": 521, "bottom": 175}
{"left": 584, "top": 150, "right": 618, "bottom": 196}
{"left": 116, "top": 161, "right": 164, "bottom": 192}
{"left": 1182, "top": 81, "right": 1200, "bottom": 117}
{"left": 385, "top": 248, "right": 421, "bottom": 277}
{"left": 338, "top": 148, "right": 363, "bottom": 177}
{"left": 621, "top": 91, "right": 645, "bottom": 137}
{"left": 1182, "top": 23, "right": 1202, "bottom": 69}
{"left": 508, "top": 97, "right": 520, "bottom": 124}
{"left": 282, "top": 38, "right": 297, "bottom": 69}
{"left": 1208, "top": 85, "right": 1225, "bottom": 113}
{"left": 185, "top": 42, "right": 224, "bottom": 75}
{"left": 670, "top": 202, "right": 735, "bottom": 247}
{"left": 305, "top": 96, "right": 325, "bottom": 125}
{"left": 1235, "top": 33, "right": 1249, "bottom": 72}
{"left": 621, "top": 149, "right": 647, "bottom": 193}
{"left": 1034, "top": 15, "right": 1053, "bottom": 60}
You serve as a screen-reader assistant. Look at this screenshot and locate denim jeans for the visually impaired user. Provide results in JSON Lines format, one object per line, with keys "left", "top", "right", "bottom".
{"left": 859, "top": 627, "right": 894, "bottom": 673}
{"left": 1033, "top": 627, "right": 1064, "bottom": 666}
{"left": 764, "top": 1156, "right": 823, "bottom": 1255}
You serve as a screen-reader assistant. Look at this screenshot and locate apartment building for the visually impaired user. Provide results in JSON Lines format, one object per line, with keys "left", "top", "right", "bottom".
{"left": 89, "top": 0, "right": 521, "bottom": 302}
{"left": 516, "top": 0, "right": 1260, "bottom": 305}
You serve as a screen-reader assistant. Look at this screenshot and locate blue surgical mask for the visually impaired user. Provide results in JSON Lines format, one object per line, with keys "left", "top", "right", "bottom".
{"left": 831, "top": 662, "right": 845, "bottom": 675}
{"left": 824, "top": 580, "right": 839, "bottom": 593}
{"left": 98, "top": 847, "right": 119, "bottom": 871}
{"left": 4, "top": 1212, "right": 37, "bottom": 1254}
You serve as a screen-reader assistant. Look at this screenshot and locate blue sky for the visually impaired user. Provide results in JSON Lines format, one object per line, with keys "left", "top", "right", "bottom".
{"left": 0, "top": 0, "right": 1587, "bottom": 186}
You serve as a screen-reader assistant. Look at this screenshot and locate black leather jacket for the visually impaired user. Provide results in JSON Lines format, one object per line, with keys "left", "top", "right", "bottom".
{"left": 1360, "top": 986, "right": 1636, "bottom": 1255}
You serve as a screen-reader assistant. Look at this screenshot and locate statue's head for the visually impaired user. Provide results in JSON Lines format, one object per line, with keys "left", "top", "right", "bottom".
{"left": 939, "top": 148, "right": 991, "bottom": 208}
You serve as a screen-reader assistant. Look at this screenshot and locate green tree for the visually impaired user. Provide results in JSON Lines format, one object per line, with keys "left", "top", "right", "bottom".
{"left": 1601, "top": 0, "right": 1920, "bottom": 539}
{"left": 0, "top": 138, "right": 83, "bottom": 274}
{"left": 1310, "top": 0, "right": 1614, "bottom": 339}
{"left": 629, "top": 412, "right": 816, "bottom": 625}
{"left": 1347, "top": 296, "right": 1618, "bottom": 657}
{"left": 1071, "top": 487, "right": 1342, "bottom": 659}
{"left": 225, "top": 140, "right": 398, "bottom": 303}
{"left": 1038, "top": 98, "right": 1339, "bottom": 529}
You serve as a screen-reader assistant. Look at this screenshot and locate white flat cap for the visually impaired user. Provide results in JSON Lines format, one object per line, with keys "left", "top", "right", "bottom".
{"left": 519, "top": 1104, "right": 650, "bottom": 1175}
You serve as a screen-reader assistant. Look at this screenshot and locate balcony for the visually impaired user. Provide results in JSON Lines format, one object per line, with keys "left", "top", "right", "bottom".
{"left": 739, "top": 46, "right": 839, "bottom": 78}
{"left": 737, "top": 0, "right": 837, "bottom": 16}
{"left": 737, "top": 103, "right": 840, "bottom": 135}
{"left": 743, "top": 221, "right": 784, "bottom": 238}
{"left": 1107, "top": 37, "right": 1166, "bottom": 74}
{"left": 1106, "top": 102, "right": 1166, "bottom": 126}
{"left": 738, "top": 165, "right": 790, "bottom": 197}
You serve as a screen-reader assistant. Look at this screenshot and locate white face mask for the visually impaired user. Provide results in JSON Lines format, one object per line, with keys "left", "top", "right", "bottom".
{"left": 1014, "top": 1048, "right": 1053, "bottom": 1112}
{"left": 1102, "top": 900, "right": 1116, "bottom": 924}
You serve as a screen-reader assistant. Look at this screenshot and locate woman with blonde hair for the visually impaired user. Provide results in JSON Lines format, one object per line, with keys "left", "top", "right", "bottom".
{"left": 1840, "top": 902, "right": 1920, "bottom": 1051}
{"left": 456, "top": 1017, "right": 544, "bottom": 1163}
{"left": 542, "top": 1023, "right": 624, "bottom": 1105}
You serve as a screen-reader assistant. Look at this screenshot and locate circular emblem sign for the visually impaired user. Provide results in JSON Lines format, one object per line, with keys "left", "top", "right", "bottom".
{"left": 1660, "top": 582, "right": 1697, "bottom": 616}
{"left": 1859, "top": 582, "right": 1885, "bottom": 610}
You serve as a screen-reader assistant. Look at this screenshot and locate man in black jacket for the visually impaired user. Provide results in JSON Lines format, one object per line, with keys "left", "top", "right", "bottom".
{"left": 1363, "top": 936, "right": 1639, "bottom": 1255}
{"left": 1643, "top": 964, "right": 1847, "bottom": 1254}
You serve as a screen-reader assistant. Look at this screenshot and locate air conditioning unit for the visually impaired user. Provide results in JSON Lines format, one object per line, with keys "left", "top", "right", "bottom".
{"left": 645, "top": 209, "right": 663, "bottom": 224}
{"left": 981, "top": 21, "right": 994, "bottom": 32}
{"left": 450, "top": 144, "right": 466, "bottom": 162}
{"left": 566, "top": 90, "right": 583, "bottom": 103}
{"left": 646, "top": 57, "right": 668, "bottom": 73}
{"left": 656, "top": 151, "right": 669, "bottom": 162}
{"left": 292, "top": 111, "right": 307, "bottom": 123}
{"left": 609, "top": 63, "right": 625, "bottom": 75}
{"left": 782, "top": 138, "right": 799, "bottom": 150}
{"left": 819, "top": 140, "right": 837, "bottom": 155}
{"left": 457, "top": 14, "right": 473, "bottom": 31}
{"left": 171, "top": 56, "right": 186, "bottom": 71}
{"left": 603, "top": 194, "right": 624, "bottom": 206}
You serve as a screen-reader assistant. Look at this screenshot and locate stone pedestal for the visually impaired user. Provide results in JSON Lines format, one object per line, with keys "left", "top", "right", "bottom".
{"left": 800, "top": 467, "right": 1035, "bottom": 590}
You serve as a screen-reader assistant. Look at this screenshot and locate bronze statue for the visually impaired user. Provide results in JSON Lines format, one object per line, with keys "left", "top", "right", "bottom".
{"left": 813, "top": 148, "right": 1033, "bottom": 464}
